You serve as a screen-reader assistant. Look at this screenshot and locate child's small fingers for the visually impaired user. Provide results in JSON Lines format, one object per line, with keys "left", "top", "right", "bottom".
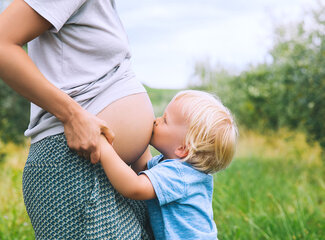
{"left": 101, "top": 126, "right": 115, "bottom": 144}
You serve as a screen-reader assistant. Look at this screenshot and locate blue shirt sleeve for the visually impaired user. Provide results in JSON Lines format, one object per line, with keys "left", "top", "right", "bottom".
{"left": 146, "top": 154, "right": 164, "bottom": 170}
{"left": 142, "top": 159, "right": 186, "bottom": 206}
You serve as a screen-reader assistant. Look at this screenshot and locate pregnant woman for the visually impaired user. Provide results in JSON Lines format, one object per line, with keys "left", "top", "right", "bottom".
{"left": 0, "top": 0, "right": 154, "bottom": 239}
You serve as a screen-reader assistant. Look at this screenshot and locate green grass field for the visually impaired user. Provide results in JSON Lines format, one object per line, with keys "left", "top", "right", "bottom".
{"left": 0, "top": 88, "right": 324, "bottom": 239}
{"left": 214, "top": 157, "right": 324, "bottom": 239}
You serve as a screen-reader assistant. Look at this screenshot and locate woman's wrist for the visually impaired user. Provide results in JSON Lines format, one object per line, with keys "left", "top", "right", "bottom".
{"left": 55, "top": 94, "right": 84, "bottom": 124}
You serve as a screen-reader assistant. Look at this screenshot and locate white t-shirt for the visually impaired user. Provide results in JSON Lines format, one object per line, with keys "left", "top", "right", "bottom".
{"left": 23, "top": 0, "right": 146, "bottom": 143}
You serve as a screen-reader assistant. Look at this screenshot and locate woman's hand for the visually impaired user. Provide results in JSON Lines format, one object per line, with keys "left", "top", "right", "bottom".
{"left": 63, "top": 108, "right": 115, "bottom": 164}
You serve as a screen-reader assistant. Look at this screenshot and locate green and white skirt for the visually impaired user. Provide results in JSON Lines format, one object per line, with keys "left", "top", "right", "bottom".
{"left": 22, "top": 133, "right": 153, "bottom": 239}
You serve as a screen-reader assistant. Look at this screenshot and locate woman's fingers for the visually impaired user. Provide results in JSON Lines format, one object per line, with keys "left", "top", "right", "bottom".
{"left": 90, "top": 148, "right": 100, "bottom": 164}
{"left": 76, "top": 150, "right": 89, "bottom": 160}
{"left": 63, "top": 110, "right": 101, "bottom": 160}
{"left": 63, "top": 108, "right": 117, "bottom": 164}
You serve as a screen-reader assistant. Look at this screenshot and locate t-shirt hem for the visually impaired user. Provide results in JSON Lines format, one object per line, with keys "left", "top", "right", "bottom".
{"left": 30, "top": 125, "right": 64, "bottom": 144}
{"left": 90, "top": 84, "right": 146, "bottom": 116}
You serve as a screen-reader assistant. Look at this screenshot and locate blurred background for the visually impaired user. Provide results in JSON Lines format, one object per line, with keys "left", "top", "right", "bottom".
{"left": 0, "top": 0, "right": 324, "bottom": 239}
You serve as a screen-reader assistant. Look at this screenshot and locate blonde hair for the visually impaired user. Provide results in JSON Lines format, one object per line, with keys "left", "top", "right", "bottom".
{"left": 172, "top": 90, "right": 238, "bottom": 174}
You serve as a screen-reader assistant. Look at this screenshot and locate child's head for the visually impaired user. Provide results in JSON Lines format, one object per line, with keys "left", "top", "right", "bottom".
{"left": 150, "top": 90, "right": 238, "bottom": 174}
{"left": 174, "top": 90, "right": 238, "bottom": 173}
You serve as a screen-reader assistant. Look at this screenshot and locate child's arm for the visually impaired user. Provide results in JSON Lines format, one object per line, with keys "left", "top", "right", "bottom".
{"left": 99, "top": 135, "right": 156, "bottom": 200}
{"left": 131, "top": 146, "right": 152, "bottom": 174}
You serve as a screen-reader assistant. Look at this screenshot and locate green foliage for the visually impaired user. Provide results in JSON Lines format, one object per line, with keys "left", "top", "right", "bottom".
{"left": 0, "top": 80, "right": 30, "bottom": 145}
{"left": 191, "top": 3, "right": 325, "bottom": 152}
{"left": 268, "top": 8, "right": 325, "bottom": 149}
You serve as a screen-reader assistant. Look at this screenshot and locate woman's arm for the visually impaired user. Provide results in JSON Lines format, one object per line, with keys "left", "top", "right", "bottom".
{"left": 0, "top": 0, "right": 113, "bottom": 163}
{"left": 99, "top": 136, "right": 156, "bottom": 200}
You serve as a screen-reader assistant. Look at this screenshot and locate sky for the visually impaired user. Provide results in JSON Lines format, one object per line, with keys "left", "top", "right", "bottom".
{"left": 116, "top": 0, "right": 316, "bottom": 88}
{"left": 0, "top": 0, "right": 317, "bottom": 88}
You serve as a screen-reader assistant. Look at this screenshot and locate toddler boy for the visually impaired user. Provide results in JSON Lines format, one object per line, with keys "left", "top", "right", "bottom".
{"left": 99, "top": 90, "right": 238, "bottom": 240}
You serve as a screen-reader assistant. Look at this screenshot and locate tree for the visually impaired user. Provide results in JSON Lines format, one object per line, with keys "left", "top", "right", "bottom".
{"left": 268, "top": 4, "right": 325, "bottom": 149}
{"left": 191, "top": 2, "right": 325, "bottom": 153}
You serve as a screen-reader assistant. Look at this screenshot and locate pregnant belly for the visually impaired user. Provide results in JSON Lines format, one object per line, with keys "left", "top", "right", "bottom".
{"left": 97, "top": 92, "right": 155, "bottom": 164}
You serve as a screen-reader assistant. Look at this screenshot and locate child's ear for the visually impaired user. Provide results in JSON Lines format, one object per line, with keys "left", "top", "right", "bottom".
{"left": 175, "top": 144, "right": 189, "bottom": 159}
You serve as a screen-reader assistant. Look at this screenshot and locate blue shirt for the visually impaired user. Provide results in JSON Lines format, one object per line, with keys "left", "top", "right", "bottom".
{"left": 141, "top": 155, "right": 218, "bottom": 240}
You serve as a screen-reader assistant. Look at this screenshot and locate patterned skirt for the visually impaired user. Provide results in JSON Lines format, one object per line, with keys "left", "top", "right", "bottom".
{"left": 22, "top": 133, "right": 153, "bottom": 240}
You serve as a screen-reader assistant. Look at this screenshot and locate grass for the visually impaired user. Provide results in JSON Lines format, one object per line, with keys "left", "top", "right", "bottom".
{"left": 213, "top": 156, "right": 324, "bottom": 239}
{"left": 212, "top": 129, "right": 324, "bottom": 240}
{"left": 0, "top": 143, "right": 33, "bottom": 240}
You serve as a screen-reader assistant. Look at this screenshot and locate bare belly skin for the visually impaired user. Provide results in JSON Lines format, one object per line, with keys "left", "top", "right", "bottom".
{"left": 97, "top": 92, "right": 155, "bottom": 164}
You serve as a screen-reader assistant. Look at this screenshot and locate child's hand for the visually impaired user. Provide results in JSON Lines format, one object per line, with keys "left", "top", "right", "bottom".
{"left": 102, "top": 127, "right": 115, "bottom": 145}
